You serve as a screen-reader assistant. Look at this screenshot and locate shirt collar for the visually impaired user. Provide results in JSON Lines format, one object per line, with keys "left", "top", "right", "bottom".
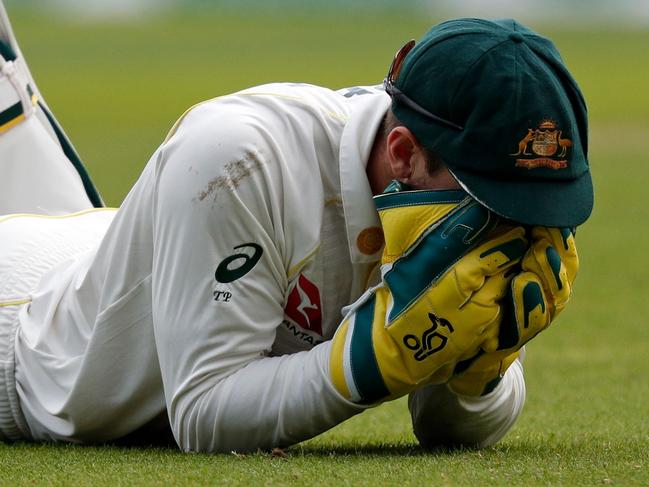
{"left": 338, "top": 89, "right": 390, "bottom": 264}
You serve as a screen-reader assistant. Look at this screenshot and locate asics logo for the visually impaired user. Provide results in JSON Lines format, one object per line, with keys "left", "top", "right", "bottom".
{"left": 215, "top": 243, "right": 263, "bottom": 283}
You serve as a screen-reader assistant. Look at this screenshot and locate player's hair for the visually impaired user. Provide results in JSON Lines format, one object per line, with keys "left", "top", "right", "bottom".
{"left": 382, "top": 109, "right": 445, "bottom": 176}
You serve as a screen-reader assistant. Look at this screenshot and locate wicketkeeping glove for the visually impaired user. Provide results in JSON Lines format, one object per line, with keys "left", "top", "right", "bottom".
{"left": 448, "top": 227, "right": 579, "bottom": 396}
{"left": 329, "top": 187, "right": 528, "bottom": 404}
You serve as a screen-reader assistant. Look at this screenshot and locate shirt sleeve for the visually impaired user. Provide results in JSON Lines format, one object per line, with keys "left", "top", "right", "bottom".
{"left": 407, "top": 358, "right": 526, "bottom": 449}
{"left": 150, "top": 101, "right": 364, "bottom": 452}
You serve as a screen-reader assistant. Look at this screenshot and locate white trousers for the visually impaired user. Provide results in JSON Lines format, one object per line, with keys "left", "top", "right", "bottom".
{"left": 0, "top": 210, "right": 115, "bottom": 440}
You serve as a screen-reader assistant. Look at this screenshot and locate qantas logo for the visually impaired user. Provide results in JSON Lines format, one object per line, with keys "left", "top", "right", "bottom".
{"left": 284, "top": 274, "right": 322, "bottom": 336}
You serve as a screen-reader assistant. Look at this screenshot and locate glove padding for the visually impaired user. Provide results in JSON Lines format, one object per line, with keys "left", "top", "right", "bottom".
{"left": 448, "top": 227, "right": 579, "bottom": 396}
{"left": 329, "top": 188, "right": 527, "bottom": 404}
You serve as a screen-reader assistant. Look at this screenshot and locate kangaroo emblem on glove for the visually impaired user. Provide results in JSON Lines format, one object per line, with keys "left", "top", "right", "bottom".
{"left": 403, "top": 313, "right": 455, "bottom": 361}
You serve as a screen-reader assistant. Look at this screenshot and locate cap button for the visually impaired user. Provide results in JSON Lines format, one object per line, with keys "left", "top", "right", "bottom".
{"left": 509, "top": 32, "right": 524, "bottom": 43}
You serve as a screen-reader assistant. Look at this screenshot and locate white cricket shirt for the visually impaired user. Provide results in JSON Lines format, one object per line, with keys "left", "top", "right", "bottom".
{"left": 11, "top": 83, "right": 389, "bottom": 450}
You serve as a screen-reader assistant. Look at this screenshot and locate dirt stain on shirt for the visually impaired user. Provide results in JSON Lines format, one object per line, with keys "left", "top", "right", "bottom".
{"left": 194, "top": 150, "right": 265, "bottom": 202}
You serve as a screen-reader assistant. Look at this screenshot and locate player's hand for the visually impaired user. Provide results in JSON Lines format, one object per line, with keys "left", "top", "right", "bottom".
{"left": 448, "top": 227, "right": 579, "bottom": 396}
{"left": 329, "top": 187, "right": 527, "bottom": 404}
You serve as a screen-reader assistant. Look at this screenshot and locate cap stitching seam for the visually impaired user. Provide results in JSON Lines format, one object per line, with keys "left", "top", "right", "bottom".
{"left": 398, "top": 30, "right": 490, "bottom": 85}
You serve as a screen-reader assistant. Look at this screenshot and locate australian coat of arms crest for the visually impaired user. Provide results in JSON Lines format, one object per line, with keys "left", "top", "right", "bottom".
{"left": 511, "top": 120, "right": 572, "bottom": 169}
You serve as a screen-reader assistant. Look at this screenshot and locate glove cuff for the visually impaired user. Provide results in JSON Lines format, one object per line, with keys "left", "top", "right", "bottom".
{"left": 373, "top": 188, "right": 469, "bottom": 265}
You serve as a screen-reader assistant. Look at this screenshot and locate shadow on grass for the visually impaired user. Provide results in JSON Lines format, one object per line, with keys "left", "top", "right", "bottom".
{"left": 286, "top": 441, "right": 493, "bottom": 458}
{"left": 7, "top": 432, "right": 643, "bottom": 461}
{"left": 3, "top": 439, "right": 478, "bottom": 459}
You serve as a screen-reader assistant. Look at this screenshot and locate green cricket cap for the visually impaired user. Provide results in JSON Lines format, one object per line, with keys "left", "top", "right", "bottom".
{"left": 389, "top": 18, "right": 592, "bottom": 227}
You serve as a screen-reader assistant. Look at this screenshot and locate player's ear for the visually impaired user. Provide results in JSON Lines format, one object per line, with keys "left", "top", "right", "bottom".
{"left": 385, "top": 126, "right": 425, "bottom": 182}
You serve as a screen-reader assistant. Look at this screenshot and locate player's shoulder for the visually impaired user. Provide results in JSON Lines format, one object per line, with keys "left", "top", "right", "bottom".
{"left": 230, "top": 82, "right": 351, "bottom": 121}
{"left": 218, "top": 82, "right": 387, "bottom": 121}
{"left": 240, "top": 82, "right": 387, "bottom": 106}
{"left": 167, "top": 83, "right": 386, "bottom": 140}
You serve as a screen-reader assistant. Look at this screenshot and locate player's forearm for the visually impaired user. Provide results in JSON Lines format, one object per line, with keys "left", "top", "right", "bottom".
{"left": 408, "top": 359, "right": 526, "bottom": 449}
{"left": 168, "top": 341, "right": 365, "bottom": 453}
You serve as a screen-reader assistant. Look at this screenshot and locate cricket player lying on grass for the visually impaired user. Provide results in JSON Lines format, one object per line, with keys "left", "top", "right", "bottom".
{"left": 0, "top": 3, "right": 591, "bottom": 452}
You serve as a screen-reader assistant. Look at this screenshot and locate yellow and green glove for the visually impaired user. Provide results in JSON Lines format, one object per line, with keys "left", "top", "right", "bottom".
{"left": 448, "top": 227, "right": 579, "bottom": 396}
{"left": 329, "top": 186, "right": 528, "bottom": 404}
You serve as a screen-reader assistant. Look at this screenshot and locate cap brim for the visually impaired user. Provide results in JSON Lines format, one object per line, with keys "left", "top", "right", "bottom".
{"left": 448, "top": 166, "right": 593, "bottom": 227}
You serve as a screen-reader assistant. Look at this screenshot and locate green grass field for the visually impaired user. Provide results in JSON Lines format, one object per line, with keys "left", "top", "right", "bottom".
{"left": 1, "top": 7, "right": 648, "bottom": 486}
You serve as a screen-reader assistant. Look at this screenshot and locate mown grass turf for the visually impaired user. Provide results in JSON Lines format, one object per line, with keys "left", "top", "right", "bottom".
{"left": 1, "top": 6, "right": 648, "bottom": 486}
